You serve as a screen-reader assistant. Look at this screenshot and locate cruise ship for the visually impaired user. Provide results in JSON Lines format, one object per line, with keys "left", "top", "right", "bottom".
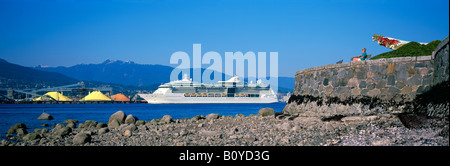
{"left": 138, "top": 74, "right": 278, "bottom": 103}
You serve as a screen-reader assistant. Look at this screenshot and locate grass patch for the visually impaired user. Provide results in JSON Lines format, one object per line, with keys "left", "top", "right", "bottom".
{"left": 370, "top": 40, "right": 441, "bottom": 60}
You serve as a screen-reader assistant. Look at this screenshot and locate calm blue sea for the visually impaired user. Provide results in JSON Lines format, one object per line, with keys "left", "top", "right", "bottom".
{"left": 0, "top": 103, "right": 286, "bottom": 135}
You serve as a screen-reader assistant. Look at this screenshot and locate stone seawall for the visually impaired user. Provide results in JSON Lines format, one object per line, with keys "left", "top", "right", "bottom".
{"left": 294, "top": 56, "right": 434, "bottom": 100}
{"left": 283, "top": 36, "right": 449, "bottom": 119}
{"left": 432, "top": 36, "right": 449, "bottom": 85}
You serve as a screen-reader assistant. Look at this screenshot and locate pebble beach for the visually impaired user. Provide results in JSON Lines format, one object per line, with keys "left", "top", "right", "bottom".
{"left": 2, "top": 108, "right": 448, "bottom": 146}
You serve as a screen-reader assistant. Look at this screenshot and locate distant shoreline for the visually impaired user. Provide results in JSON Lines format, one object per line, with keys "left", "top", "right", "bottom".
{"left": 0, "top": 100, "right": 147, "bottom": 104}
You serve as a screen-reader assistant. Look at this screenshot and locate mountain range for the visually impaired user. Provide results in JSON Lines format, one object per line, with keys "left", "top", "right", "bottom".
{"left": 35, "top": 59, "right": 174, "bottom": 87}
{"left": 1, "top": 58, "right": 294, "bottom": 93}
{"left": 0, "top": 58, "right": 78, "bottom": 90}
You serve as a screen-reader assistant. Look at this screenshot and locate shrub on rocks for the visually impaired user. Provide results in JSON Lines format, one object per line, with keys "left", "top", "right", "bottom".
{"left": 258, "top": 107, "right": 275, "bottom": 117}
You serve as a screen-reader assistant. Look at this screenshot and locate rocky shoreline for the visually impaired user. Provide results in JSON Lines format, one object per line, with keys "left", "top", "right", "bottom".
{"left": 1, "top": 108, "right": 448, "bottom": 146}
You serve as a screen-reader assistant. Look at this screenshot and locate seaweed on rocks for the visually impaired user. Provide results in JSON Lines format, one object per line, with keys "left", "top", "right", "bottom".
{"left": 413, "top": 80, "right": 450, "bottom": 119}
{"left": 321, "top": 115, "right": 345, "bottom": 122}
{"left": 288, "top": 94, "right": 413, "bottom": 110}
{"left": 397, "top": 113, "right": 429, "bottom": 129}
{"left": 395, "top": 80, "right": 450, "bottom": 133}
{"left": 288, "top": 94, "right": 324, "bottom": 106}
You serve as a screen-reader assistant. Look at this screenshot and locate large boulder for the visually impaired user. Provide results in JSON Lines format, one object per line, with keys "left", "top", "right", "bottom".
{"left": 82, "top": 120, "right": 98, "bottom": 129}
{"left": 206, "top": 113, "right": 221, "bottom": 120}
{"left": 108, "top": 119, "right": 121, "bottom": 129}
{"left": 191, "top": 115, "right": 205, "bottom": 122}
{"left": 56, "top": 127, "right": 72, "bottom": 137}
{"left": 53, "top": 123, "right": 65, "bottom": 130}
{"left": 37, "top": 112, "right": 54, "bottom": 120}
{"left": 119, "top": 124, "right": 137, "bottom": 132}
{"left": 161, "top": 115, "right": 174, "bottom": 124}
{"left": 96, "top": 123, "right": 107, "bottom": 128}
{"left": 125, "top": 114, "right": 138, "bottom": 125}
{"left": 66, "top": 122, "right": 77, "bottom": 128}
{"left": 73, "top": 133, "right": 91, "bottom": 145}
{"left": 108, "top": 111, "right": 126, "bottom": 125}
{"left": 98, "top": 128, "right": 109, "bottom": 134}
{"left": 16, "top": 128, "right": 28, "bottom": 136}
{"left": 135, "top": 120, "right": 146, "bottom": 126}
{"left": 258, "top": 107, "right": 275, "bottom": 117}
{"left": 7, "top": 123, "right": 28, "bottom": 135}
{"left": 10, "top": 123, "right": 27, "bottom": 130}
{"left": 62, "top": 119, "right": 79, "bottom": 124}
{"left": 23, "top": 133, "right": 40, "bottom": 141}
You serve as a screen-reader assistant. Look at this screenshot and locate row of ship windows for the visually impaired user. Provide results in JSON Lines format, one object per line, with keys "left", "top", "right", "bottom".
{"left": 184, "top": 93, "right": 260, "bottom": 97}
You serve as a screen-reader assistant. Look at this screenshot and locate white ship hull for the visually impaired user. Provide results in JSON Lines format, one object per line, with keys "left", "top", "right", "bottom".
{"left": 138, "top": 93, "right": 278, "bottom": 104}
{"left": 139, "top": 74, "right": 278, "bottom": 104}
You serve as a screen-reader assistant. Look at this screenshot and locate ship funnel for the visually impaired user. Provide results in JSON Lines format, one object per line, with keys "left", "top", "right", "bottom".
{"left": 182, "top": 74, "right": 189, "bottom": 81}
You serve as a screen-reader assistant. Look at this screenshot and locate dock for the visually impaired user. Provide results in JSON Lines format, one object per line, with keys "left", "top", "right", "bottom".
{"left": 0, "top": 82, "right": 148, "bottom": 104}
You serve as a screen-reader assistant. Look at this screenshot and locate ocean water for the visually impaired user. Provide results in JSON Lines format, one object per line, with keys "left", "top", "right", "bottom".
{"left": 0, "top": 103, "right": 286, "bottom": 135}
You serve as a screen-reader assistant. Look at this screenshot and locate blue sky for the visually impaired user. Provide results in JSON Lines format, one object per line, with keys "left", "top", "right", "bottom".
{"left": 0, "top": 0, "right": 448, "bottom": 77}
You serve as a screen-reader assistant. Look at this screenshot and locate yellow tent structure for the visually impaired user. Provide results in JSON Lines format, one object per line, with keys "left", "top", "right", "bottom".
{"left": 80, "top": 91, "right": 112, "bottom": 101}
{"left": 34, "top": 92, "right": 72, "bottom": 101}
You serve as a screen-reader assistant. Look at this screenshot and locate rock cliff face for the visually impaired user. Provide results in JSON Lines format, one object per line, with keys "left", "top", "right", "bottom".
{"left": 283, "top": 36, "right": 449, "bottom": 121}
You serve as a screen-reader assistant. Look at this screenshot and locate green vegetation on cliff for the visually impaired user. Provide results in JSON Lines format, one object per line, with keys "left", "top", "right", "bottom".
{"left": 370, "top": 40, "right": 441, "bottom": 60}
